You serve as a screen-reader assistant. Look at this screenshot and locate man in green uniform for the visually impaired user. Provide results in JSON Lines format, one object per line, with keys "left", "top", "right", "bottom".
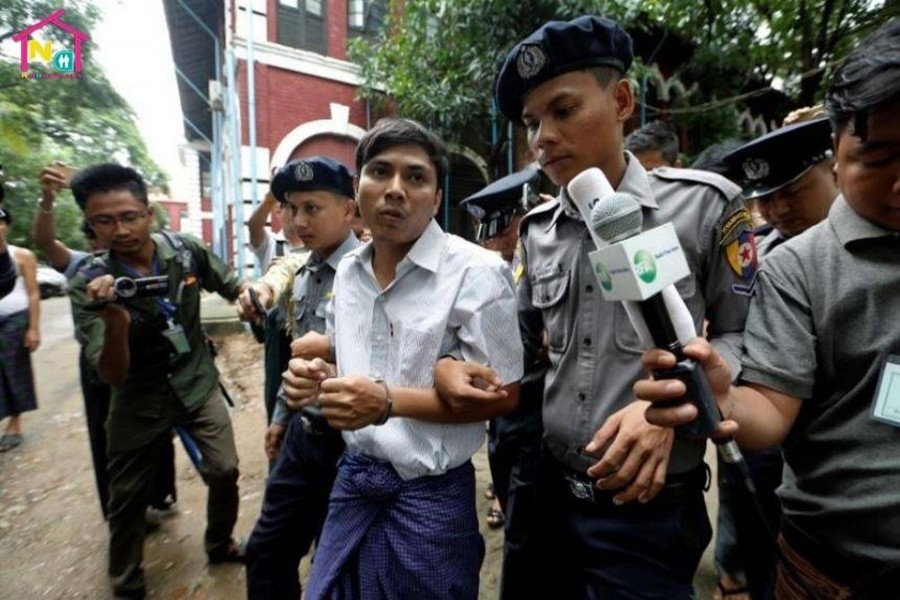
{"left": 68, "top": 164, "right": 247, "bottom": 599}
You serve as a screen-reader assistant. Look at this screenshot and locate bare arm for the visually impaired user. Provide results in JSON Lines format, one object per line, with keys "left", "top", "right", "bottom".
{"left": 636, "top": 338, "right": 802, "bottom": 451}
{"left": 33, "top": 166, "right": 72, "bottom": 271}
{"left": 247, "top": 192, "right": 278, "bottom": 249}
{"left": 283, "top": 358, "right": 520, "bottom": 429}
{"left": 16, "top": 249, "right": 41, "bottom": 351}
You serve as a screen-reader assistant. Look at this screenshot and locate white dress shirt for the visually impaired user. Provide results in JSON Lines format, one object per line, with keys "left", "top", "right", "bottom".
{"left": 329, "top": 219, "right": 524, "bottom": 480}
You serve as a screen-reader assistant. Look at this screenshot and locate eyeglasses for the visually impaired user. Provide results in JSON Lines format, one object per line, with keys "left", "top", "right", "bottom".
{"left": 87, "top": 210, "right": 149, "bottom": 229}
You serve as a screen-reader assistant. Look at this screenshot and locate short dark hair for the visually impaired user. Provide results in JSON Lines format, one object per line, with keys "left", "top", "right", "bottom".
{"left": 625, "top": 120, "right": 679, "bottom": 164}
{"left": 70, "top": 163, "right": 148, "bottom": 212}
{"left": 80, "top": 219, "right": 97, "bottom": 241}
{"left": 691, "top": 139, "right": 746, "bottom": 178}
{"left": 826, "top": 19, "right": 900, "bottom": 141}
{"left": 355, "top": 118, "right": 449, "bottom": 184}
{"left": 587, "top": 66, "right": 624, "bottom": 90}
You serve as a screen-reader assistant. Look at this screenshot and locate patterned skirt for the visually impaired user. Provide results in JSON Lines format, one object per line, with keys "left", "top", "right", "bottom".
{"left": 307, "top": 452, "right": 484, "bottom": 600}
{"left": 0, "top": 309, "right": 37, "bottom": 420}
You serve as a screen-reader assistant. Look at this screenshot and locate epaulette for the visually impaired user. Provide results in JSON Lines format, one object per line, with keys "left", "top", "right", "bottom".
{"left": 520, "top": 196, "right": 559, "bottom": 225}
{"left": 652, "top": 166, "right": 741, "bottom": 201}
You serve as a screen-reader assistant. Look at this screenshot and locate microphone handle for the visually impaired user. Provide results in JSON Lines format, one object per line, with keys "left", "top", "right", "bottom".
{"left": 638, "top": 293, "right": 721, "bottom": 438}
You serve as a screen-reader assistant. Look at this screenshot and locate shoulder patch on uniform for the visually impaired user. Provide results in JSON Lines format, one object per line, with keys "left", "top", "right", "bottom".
{"left": 653, "top": 167, "right": 741, "bottom": 201}
{"left": 719, "top": 204, "right": 758, "bottom": 283}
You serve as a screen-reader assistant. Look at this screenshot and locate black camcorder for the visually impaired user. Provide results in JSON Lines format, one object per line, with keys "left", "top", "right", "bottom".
{"left": 84, "top": 275, "right": 169, "bottom": 311}
{"left": 113, "top": 275, "right": 169, "bottom": 299}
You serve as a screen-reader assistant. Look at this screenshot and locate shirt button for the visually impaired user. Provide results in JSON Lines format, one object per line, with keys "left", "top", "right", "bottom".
{"left": 586, "top": 285, "right": 594, "bottom": 293}
{"left": 578, "top": 393, "right": 586, "bottom": 401}
{"left": 583, "top": 337, "right": 592, "bottom": 347}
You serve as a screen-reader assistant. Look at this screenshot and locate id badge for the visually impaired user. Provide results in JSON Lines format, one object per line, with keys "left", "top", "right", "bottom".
{"left": 871, "top": 354, "right": 900, "bottom": 427}
{"left": 163, "top": 323, "right": 191, "bottom": 357}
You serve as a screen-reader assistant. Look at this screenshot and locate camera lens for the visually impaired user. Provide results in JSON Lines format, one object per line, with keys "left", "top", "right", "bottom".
{"left": 114, "top": 277, "right": 138, "bottom": 298}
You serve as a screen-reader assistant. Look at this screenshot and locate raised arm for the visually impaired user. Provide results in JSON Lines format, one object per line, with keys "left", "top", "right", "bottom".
{"left": 33, "top": 166, "right": 73, "bottom": 272}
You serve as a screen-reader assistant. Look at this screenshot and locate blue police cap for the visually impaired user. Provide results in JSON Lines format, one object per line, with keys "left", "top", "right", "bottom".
{"left": 461, "top": 167, "right": 539, "bottom": 242}
{"left": 723, "top": 118, "right": 833, "bottom": 200}
{"left": 270, "top": 156, "right": 354, "bottom": 203}
{"left": 495, "top": 15, "right": 633, "bottom": 123}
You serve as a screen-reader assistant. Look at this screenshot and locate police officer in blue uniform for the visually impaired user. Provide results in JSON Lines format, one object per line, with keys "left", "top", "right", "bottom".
{"left": 494, "top": 15, "right": 754, "bottom": 597}
{"left": 244, "top": 156, "right": 359, "bottom": 600}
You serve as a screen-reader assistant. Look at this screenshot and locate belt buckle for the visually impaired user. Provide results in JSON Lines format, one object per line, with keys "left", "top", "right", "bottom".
{"left": 565, "top": 475, "right": 595, "bottom": 502}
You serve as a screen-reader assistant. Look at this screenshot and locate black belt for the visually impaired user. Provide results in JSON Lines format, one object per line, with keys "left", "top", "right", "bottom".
{"left": 782, "top": 519, "right": 900, "bottom": 594}
{"left": 549, "top": 454, "right": 709, "bottom": 507}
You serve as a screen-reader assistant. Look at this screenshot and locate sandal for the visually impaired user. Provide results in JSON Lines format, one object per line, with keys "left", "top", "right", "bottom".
{"left": 0, "top": 433, "right": 22, "bottom": 452}
{"left": 486, "top": 505, "right": 505, "bottom": 529}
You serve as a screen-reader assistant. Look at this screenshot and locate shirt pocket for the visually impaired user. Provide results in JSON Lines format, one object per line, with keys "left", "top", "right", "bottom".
{"left": 614, "top": 274, "right": 697, "bottom": 355}
{"left": 393, "top": 322, "right": 443, "bottom": 388}
{"left": 531, "top": 266, "right": 571, "bottom": 353}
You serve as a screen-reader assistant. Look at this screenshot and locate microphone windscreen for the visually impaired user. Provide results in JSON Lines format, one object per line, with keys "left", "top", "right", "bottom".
{"left": 590, "top": 193, "right": 643, "bottom": 243}
{"left": 567, "top": 167, "right": 615, "bottom": 211}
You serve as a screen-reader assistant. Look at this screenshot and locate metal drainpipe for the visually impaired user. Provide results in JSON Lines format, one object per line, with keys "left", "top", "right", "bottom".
{"left": 242, "top": 1, "right": 258, "bottom": 277}
{"left": 490, "top": 101, "right": 498, "bottom": 178}
{"left": 174, "top": 0, "right": 225, "bottom": 257}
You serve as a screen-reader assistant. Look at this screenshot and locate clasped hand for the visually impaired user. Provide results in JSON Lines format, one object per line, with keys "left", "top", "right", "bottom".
{"left": 282, "top": 357, "right": 388, "bottom": 430}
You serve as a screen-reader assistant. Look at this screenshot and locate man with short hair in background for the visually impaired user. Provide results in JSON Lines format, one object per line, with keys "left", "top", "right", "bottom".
{"left": 625, "top": 119, "right": 682, "bottom": 169}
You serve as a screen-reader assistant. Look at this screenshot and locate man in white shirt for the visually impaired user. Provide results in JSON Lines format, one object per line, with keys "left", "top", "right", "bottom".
{"left": 283, "top": 118, "right": 524, "bottom": 599}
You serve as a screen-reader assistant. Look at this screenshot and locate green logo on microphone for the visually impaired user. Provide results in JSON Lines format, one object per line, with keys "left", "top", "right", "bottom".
{"left": 595, "top": 261, "right": 613, "bottom": 291}
{"left": 634, "top": 250, "right": 657, "bottom": 283}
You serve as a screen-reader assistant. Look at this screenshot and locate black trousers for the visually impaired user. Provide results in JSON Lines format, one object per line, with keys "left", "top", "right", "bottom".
{"left": 487, "top": 370, "right": 544, "bottom": 600}
{"left": 535, "top": 452, "right": 712, "bottom": 599}
{"left": 78, "top": 349, "right": 176, "bottom": 519}
{"left": 245, "top": 413, "right": 345, "bottom": 599}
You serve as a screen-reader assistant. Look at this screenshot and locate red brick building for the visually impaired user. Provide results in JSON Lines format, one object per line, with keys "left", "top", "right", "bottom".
{"left": 165, "top": 1, "right": 488, "bottom": 266}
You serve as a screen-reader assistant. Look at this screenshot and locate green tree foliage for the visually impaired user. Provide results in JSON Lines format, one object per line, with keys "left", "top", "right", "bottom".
{"left": 351, "top": 0, "right": 893, "bottom": 161}
{"left": 0, "top": 0, "right": 167, "bottom": 252}
{"left": 349, "top": 0, "right": 634, "bottom": 144}
{"left": 641, "top": 0, "right": 893, "bottom": 106}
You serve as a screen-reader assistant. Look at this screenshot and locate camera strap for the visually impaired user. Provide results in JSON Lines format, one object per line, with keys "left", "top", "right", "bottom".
{"left": 155, "top": 231, "right": 196, "bottom": 318}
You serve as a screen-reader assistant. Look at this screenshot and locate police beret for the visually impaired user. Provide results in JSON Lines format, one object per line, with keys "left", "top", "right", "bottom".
{"left": 495, "top": 15, "right": 633, "bottom": 123}
{"left": 461, "top": 167, "right": 539, "bottom": 242}
{"left": 270, "top": 156, "right": 354, "bottom": 203}
{"left": 723, "top": 118, "right": 833, "bottom": 200}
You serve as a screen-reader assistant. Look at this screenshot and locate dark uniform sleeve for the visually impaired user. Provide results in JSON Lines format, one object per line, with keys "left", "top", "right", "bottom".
{"left": 183, "top": 234, "right": 243, "bottom": 301}
{"left": 68, "top": 273, "right": 107, "bottom": 371}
